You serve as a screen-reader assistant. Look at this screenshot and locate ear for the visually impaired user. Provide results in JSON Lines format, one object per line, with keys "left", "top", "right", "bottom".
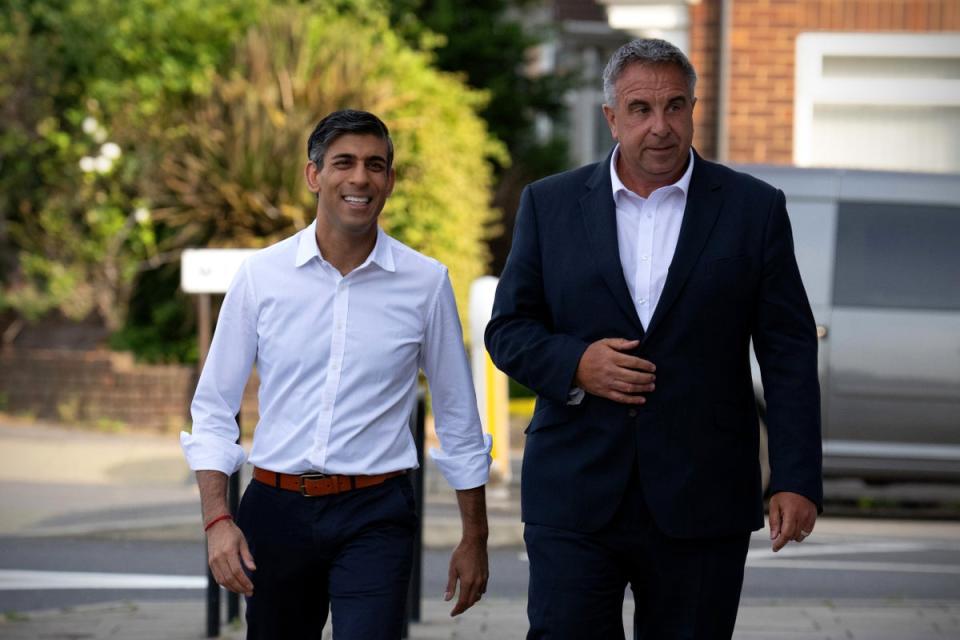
{"left": 602, "top": 104, "right": 618, "bottom": 141}
{"left": 304, "top": 161, "right": 321, "bottom": 194}
{"left": 385, "top": 167, "right": 396, "bottom": 198}
{"left": 691, "top": 96, "right": 698, "bottom": 114}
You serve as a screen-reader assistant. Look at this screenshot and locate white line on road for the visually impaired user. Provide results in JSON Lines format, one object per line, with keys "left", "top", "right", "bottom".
{"left": 0, "top": 570, "right": 205, "bottom": 590}
{"left": 747, "top": 541, "right": 928, "bottom": 561}
{"left": 747, "top": 559, "right": 960, "bottom": 574}
{"left": 522, "top": 542, "right": 960, "bottom": 576}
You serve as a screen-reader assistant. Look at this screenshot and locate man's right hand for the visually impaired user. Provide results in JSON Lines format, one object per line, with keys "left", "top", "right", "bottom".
{"left": 206, "top": 518, "right": 256, "bottom": 596}
{"left": 574, "top": 338, "right": 656, "bottom": 404}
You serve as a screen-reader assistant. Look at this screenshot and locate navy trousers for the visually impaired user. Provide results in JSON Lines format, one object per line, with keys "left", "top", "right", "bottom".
{"left": 525, "top": 470, "right": 751, "bottom": 640}
{"left": 235, "top": 474, "right": 417, "bottom": 640}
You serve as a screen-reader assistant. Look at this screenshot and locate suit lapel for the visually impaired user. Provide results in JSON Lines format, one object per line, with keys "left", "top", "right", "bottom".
{"left": 644, "top": 154, "right": 724, "bottom": 342}
{"left": 580, "top": 154, "right": 645, "bottom": 334}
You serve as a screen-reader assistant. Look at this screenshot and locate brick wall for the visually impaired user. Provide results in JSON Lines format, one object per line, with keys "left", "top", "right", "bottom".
{"left": 0, "top": 349, "right": 260, "bottom": 432}
{"left": 689, "top": 0, "right": 960, "bottom": 164}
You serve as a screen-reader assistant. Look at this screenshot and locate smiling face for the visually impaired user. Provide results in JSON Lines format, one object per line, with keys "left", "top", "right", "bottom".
{"left": 602, "top": 62, "right": 696, "bottom": 197}
{"left": 305, "top": 133, "right": 395, "bottom": 242}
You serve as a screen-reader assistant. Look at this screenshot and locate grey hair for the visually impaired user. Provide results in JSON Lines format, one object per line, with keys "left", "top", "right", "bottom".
{"left": 602, "top": 38, "right": 697, "bottom": 105}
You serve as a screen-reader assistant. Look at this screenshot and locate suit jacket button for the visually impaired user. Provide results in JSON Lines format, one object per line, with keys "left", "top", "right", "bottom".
{"left": 628, "top": 408, "right": 638, "bottom": 417}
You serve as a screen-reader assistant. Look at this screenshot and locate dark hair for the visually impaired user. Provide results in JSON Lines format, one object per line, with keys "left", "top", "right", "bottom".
{"left": 306, "top": 109, "right": 394, "bottom": 170}
{"left": 602, "top": 38, "right": 697, "bottom": 104}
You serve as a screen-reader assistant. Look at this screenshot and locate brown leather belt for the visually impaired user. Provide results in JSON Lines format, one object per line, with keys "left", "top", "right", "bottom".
{"left": 253, "top": 467, "right": 406, "bottom": 497}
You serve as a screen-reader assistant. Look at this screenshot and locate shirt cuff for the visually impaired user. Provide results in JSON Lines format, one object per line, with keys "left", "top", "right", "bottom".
{"left": 428, "top": 432, "right": 493, "bottom": 490}
{"left": 567, "top": 387, "right": 585, "bottom": 405}
{"left": 180, "top": 431, "right": 247, "bottom": 476}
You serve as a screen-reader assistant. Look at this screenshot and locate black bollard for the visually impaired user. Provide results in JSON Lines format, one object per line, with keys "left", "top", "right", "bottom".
{"left": 402, "top": 392, "right": 426, "bottom": 638}
{"left": 227, "top": 468, "right": 241, "bottom": 622}
{"left": 205, "top": 564, "right": 220, "bottom": 638}
{"left": 226, "top": 414, "right": 242, "bottom": 625}
{"left": 205, "top": 414, "right": 243, "bottom": 637}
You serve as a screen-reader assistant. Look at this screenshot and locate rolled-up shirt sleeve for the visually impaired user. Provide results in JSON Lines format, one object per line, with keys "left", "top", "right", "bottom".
{"left": 180, "top": 260, "right": 258, "bottom": 475}
{"left": 421, "top": 270, "right": 492, "bottom": 490}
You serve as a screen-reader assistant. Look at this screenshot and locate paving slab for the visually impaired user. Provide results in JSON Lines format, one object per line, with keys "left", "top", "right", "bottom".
{"left": 2, "top": 598, "right": 959, "bottom": 639}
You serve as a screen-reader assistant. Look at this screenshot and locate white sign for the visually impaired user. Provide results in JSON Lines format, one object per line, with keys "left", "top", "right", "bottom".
{"left": 180, "top": 248, "right": 257, "bottom": 294}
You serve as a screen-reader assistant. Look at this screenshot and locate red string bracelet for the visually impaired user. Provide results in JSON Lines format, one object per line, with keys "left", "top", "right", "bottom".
{"left": 204, "top": 514, "right": 233, "bottom": 532}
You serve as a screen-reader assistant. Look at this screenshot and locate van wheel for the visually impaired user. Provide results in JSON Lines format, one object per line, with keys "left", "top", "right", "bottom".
{"left": 759, "top": 418, "right": 771, "bottom": 495}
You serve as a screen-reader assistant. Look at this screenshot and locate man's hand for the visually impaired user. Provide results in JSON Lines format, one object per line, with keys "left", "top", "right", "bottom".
{"left": 574, "top": 338, "right": 656, "bottom": 404}
{"left": 444, "top": 535, "right": 489, "bottom": 616}
{"left": 445, "top": 485, "right": 489, "bottom": 616}
{"left": 196, "top": 470, "right": 255, "bottom": 596}
{"left": 768, "top": 491, "right": 817, "bottom": 552}
{"left": 206, "top": 518, "right": 256, "bottom": 596}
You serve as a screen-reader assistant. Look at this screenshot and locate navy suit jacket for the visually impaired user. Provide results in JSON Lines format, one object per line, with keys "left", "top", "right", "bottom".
{"left": 485, "top": 150, "right": 823, "bottom": 538}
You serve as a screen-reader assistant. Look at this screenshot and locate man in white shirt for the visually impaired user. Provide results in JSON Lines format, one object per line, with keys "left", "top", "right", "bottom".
{"left": 181, "top": 109, "right": 492, "bottom": 640}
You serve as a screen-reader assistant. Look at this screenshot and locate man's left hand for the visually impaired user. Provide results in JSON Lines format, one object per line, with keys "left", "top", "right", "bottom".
{"left": 768, "top": 491, "right": 817, "bottom": 552}
{"left": 444, "top": 536, "right": 489, "bottom": 616}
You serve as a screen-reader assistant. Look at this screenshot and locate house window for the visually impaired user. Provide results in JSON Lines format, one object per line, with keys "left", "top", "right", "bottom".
{"left": 795, "top": 33, "right": 960, "bottom": 174}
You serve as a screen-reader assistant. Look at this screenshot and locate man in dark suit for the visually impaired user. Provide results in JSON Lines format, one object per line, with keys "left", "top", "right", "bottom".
{"left": 485, "top": 39, "right": 822, "bottom": 639}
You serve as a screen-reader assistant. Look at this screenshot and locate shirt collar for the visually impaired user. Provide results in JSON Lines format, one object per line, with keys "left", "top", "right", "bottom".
{"left": 609, "top": 144, "right": 695, "bottom": 201}
{"left": 294, "top": 220, "right": 396, "bottom": 273}
{"left": 369, "top": 227, "right": 396, "bottom": 272}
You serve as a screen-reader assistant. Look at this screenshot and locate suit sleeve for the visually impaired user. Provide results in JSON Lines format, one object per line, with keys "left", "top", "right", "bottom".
{"left": 484, "top": 185, "right": 590, "bottom": 403}
{"left": 752, "top": 188, "right": 824, "bottom": 511}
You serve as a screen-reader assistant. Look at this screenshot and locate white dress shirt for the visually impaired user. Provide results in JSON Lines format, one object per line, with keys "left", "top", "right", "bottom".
{"left": 567, "top": 148, "right": 694, "bottom": 405}
{"left": 181, "top": 222, "right": 492, "bottom": 490}
{"left": 611, "top": 145, "right": 694, "bottom": 328}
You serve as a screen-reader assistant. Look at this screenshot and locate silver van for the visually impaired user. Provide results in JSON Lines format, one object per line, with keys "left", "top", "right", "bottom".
{"left": 741, "top": 165, "right": 960, "bottom": 484}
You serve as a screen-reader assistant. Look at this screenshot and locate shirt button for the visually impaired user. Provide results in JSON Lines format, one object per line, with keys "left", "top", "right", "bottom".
{"left": 628, "top": 409, "right": 638, "bottom": 417}
{"left": 638, "top": 298, "right": 648, "bottom": 305}
{"left": 640, "top": 255, "right": 650, "bottom": 262}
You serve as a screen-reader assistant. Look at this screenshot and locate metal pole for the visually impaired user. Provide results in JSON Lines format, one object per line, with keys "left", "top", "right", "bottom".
{"left": 205, "top": 564, "right": 220, "bottom": 638}
{"left": 198, "top": 294, "right": 211, "bottom": 368}
{"left": 228, "top": 413, "right": 242, "bottom": 623}
{"left": 198, "top": 294, "right": 221, "bottom": 638}
{"left": 402, "top": 392, "right": 426, "bottom": 637}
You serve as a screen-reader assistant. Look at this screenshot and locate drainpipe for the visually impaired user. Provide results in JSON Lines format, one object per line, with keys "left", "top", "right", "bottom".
{"left": 716, "top": 0, "right": 732, "bottom": 162}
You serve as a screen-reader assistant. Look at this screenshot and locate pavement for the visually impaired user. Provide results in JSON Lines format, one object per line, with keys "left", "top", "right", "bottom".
{"left": 1, "top": 420, "right": 959, "bottom": 639}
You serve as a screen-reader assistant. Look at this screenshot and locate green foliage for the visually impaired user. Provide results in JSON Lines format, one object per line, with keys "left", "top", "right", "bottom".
{"left": 1, "top": 0, "right": 503, "bottom": 355}
{"left": 109, "top": 267, "right": 198, "bottom": 363}
{"left": 389, "top": 0, "right": 573, "bottom": 272}
{"left": 0, "top": 0, "right": 260, "bottom": 331}
{"left": 2, "top": 104, "right": 159, "bottom": 329}
{"left": 148, "top": 1, "right": 504, "bottom": 320}
{"left": 391, "top": 0, "right": 569, "bottom": 165}
{"left": 508, "top": 377, "right": 535, "bottom": 399}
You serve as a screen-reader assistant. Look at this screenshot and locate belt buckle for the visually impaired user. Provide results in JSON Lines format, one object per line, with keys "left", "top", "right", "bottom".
{"left": 299, "top": 473, "right": 328, "bottom": 497}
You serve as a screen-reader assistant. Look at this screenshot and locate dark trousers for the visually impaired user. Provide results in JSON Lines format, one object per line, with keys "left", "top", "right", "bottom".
{"left": 236, "top": 474, "right": 417, "bottom": 640}
{"left": 525, "top": 471, "right": 751, "bottom": 640}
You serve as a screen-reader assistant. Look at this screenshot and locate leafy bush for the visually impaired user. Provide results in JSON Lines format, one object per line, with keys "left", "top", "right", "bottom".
{"left": 1, "top": 0, "right": 503, "bottom": 355}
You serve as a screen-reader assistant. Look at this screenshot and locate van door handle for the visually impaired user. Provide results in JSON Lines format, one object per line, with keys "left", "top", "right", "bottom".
{"left": 816, "top": 324, "right": 828, "bottom": 339}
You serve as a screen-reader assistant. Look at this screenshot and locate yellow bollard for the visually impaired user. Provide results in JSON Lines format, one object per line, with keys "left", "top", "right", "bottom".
{"left": 484, "top": 350, "right": 511, "bottom": 483}
{"left": 470, "top": 277, "right": 511, "bottom": 486}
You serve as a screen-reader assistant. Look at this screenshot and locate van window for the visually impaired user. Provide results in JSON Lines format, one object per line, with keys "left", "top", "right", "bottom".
{"left": 833, "top": 201, "right": 960, "bottom": 311}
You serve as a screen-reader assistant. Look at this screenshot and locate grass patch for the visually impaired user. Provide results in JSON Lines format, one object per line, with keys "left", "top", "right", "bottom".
{"left": 2, "top": 610, "right": 29, "bottom": 622}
